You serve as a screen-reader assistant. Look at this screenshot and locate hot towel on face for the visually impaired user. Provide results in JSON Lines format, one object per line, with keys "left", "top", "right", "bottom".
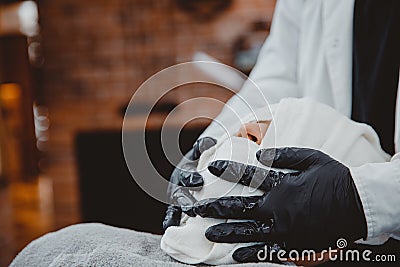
{"left": 161, "top": 98, "right": 390, "bottom": 265}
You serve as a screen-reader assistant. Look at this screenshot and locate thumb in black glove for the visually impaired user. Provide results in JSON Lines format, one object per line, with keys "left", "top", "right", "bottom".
{"left": 187, "top": 147, "right": 367, "bottom": 262}
{"left": 162, "top": 137, "right": 217, "bottom": 230}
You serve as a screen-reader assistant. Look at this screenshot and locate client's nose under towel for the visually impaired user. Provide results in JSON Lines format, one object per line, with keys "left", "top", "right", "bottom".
{"left": 160, "top": 98, "right": 390, "bottom": 265}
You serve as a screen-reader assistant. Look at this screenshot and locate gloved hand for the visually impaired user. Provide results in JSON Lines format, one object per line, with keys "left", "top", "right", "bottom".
{"left": 186, "top": 147, "right": 367, "bottom": 263}
{"left": 162, "top": 137, "right": 217, "bottom": 230}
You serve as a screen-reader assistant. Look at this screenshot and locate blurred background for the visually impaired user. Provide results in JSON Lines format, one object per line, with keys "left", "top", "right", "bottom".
{"left": 0, "top": 0, "right": 276, "bottom": 265}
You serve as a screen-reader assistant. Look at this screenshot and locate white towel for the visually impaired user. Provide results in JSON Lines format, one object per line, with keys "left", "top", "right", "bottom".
{"left": 160, "top": 98, "right": 390, "bottom": 265}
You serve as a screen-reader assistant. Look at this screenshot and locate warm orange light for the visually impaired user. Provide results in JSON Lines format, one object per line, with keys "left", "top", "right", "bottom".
{"left": 0, "top": 83, "right": 22, "bottom": 101}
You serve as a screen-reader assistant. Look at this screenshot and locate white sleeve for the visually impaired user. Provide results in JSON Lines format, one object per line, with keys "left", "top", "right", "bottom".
{"left": 350, "top": 154, "right": 400, "bottom": 244}
{"left": 199, "top": 0, "right": 302, "bottom": 140}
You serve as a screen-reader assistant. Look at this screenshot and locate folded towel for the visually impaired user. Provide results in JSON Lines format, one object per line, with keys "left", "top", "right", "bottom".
{"left": 10, "top": 223, "right": 281, "bottom": 267}
{"left": 161, "top": 98, "right": 390, "bottom": 265}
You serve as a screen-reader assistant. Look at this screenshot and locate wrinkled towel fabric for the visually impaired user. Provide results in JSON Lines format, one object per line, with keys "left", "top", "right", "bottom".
{"left": 161, "top": 98, "right": 390, "bottom": 265}
{"left": 10, "top": 223, "right": 283, "bottom": 267}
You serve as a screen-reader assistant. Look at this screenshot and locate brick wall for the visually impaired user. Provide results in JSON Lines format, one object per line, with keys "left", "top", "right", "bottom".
{"left": 37, "top": 0, "right": 276, "bottom": 228}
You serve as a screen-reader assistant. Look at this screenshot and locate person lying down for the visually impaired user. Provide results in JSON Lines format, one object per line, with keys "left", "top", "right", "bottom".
{"left": 160, "top": 97, "right": 390, "bottom": 265}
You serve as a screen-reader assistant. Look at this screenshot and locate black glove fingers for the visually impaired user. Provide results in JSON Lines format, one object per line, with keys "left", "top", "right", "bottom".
{"left": 189, "top": 195, "right": 263, "bottom": 219}
{"left": 164, "top": 137, "right": 216, "bottom": 229}
{"left": 178, "top": 169, "right": 203, "bottom": 190}
{"left": 192, "top": 137, "right": 217, "bottom": 160}
{"left": 233, "top": 243, "right": 283, "bottom": 263}
{"left": 171, "top": 187, "right": 198, "bottom": 217}
{"left": 257, "top": 147, "right": 327, "bottom": 170}
{"left": 207, "top": 160, "right": 284, "bottom": 192}
{"left": 205, "top": 220, "right": 274, "bottom": 243}
{"left": 168, "top": 149, "right": 204, "bottom": 190}
{"left": 259, "top": 169, "right": 286, "bottom": 191}
{"left": 162, "top": 206, "right": 182, "bottom": 231}
{"left": 208, "top": 160, "right": 265, "bottom": 185}
{"left": 207, "top": 160, "right": 243, "bottom": 183}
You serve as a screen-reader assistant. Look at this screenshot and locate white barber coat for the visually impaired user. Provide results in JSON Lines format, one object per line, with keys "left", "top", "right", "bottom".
{"left": 200, "top": 0, "right": 400, "bottom": 244}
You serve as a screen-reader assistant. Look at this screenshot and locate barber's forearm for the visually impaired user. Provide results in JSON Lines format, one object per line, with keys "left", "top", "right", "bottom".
{"left": 350, "top": 156, "right": 400, "bottom": 241}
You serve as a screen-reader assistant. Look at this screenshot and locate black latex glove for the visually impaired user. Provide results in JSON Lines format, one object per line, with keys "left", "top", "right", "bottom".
{"left": 186, "top": 147, "right": 367, "bottom": 263}
{"left": 162, "top": 137, "right": 217, "bottom": 230}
